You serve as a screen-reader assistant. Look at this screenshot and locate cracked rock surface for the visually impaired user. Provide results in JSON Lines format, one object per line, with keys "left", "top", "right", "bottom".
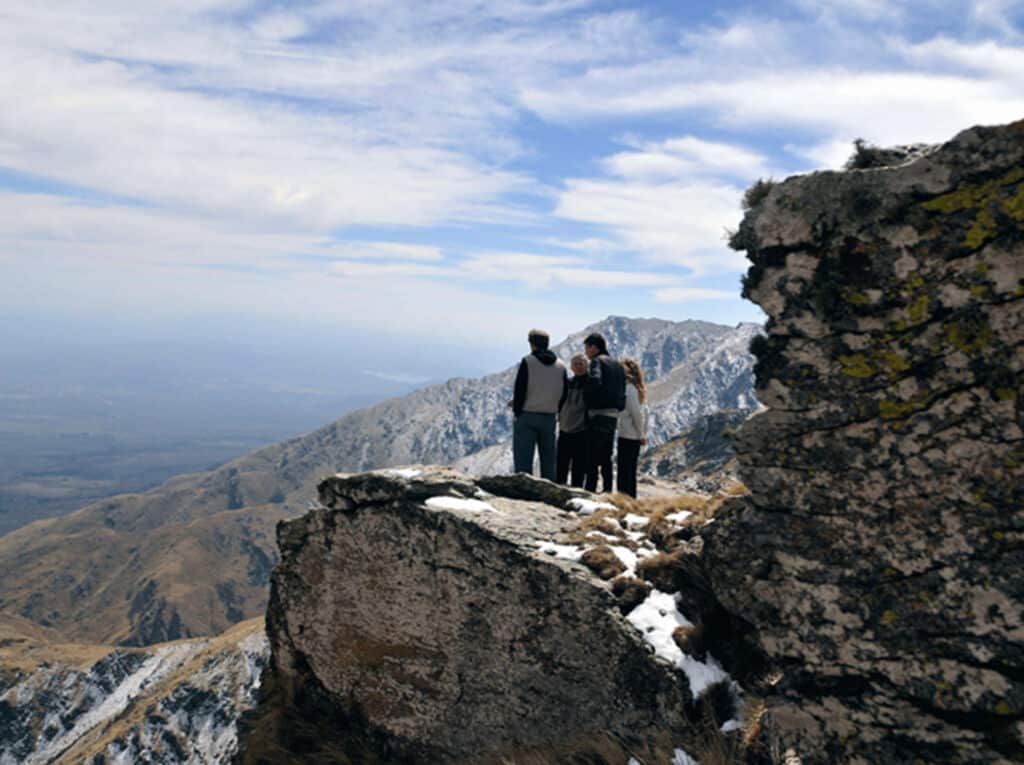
{"left": 704, "top": 120, "right": 1024, "bottom": 764}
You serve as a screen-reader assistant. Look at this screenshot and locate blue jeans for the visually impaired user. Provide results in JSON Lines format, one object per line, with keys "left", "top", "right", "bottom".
{"left": 513, "top": 412, "right": 557, "bottom": 481}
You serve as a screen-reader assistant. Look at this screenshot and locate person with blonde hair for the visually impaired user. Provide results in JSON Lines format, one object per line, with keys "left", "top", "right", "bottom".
{"left": 616, "top": 358, "right": 647, "bottom": 498}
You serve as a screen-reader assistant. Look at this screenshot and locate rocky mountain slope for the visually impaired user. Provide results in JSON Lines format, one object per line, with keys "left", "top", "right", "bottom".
{"left": 640, "top": 408, "right": 753, "bottom": 492}
{"left": 0, "top": 616, "right": 267, "bottom": 765}
{"left": 703, "top": 120, "right": 1024, "bottom": 762}
{"left": 0, "top": 317, "right": 757, "bottom": 647}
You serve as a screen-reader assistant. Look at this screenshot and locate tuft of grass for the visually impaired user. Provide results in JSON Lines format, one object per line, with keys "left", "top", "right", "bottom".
{"left": 580, "top": 545, "right": 626, "bottom": 580}
{"left": 611, "top": 576, "right": 651, "bottom": 615}
{"left": 742, "top": 178, "right": 776, "bottom": 211}
{"left": 673, "top": 623, "right": 708, "bottom": 661}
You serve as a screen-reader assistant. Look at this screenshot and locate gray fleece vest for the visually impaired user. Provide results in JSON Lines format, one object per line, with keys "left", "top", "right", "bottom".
{"left": 522, "top": 354, "right": 566, "bottom": 414}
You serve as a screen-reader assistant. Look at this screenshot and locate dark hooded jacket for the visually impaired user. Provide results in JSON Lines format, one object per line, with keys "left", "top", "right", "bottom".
{"left": 583, "top": 352, "right": 626, "bottom": 413}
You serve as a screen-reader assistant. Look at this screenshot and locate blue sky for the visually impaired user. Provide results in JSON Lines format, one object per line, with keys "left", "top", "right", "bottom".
{"left": 2, "top": 0, "right": 1023, "bottom": 362}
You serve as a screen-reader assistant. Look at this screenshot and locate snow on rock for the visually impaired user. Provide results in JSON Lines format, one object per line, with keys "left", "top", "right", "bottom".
{"left": 626, "top": 589, "right": 729, "bottom": 697}
{"left": 673, "top": 748, "right": 700, "bottom": 765}
{"left": 568, "top": 498, "right": 616, "bottom": 515}
{"left": 535, "top": 541, "right": 585, "bottom": 561}
{"left": 21, "top": 642, "right": 199, "bottom": 765}
{"left": 665, "top": 511, "right": 693, "bottom": 524}
{"left": 379, "top": 467, "right": 423, "bottom": 479}
{"left": 425, "top": 496, "right": 497, "bottom": 513}
{"left": 622, "top": 513, "right": 650, "bottom": 530}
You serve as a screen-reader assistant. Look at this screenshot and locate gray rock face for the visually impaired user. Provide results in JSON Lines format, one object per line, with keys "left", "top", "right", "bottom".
{"left": 640, "top": 409, "right": 754, "bottom": 489}
{"left": 704, "top": 120, "right": 1024, "bottom": 764}
{"left": 253, "top": 467, "right": 717, "bottom": 763}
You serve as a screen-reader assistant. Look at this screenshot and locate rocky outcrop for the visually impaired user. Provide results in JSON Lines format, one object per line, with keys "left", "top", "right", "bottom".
{"left": 704, "top": 120, "right": 1024, "bottom": 763}
{"left": 243, "top": 468, "right": 746, "bottom": 764}
{"left": 640, "top": 409, "right": 754, "bottom": 492}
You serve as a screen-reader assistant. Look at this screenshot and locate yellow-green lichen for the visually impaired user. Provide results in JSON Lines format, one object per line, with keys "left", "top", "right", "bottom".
{"left": 903, "top": 273, "right": 925, "bottom": 292}
{"left": 993, "top": 531, "right": 1006, "bottom": 541}
{"left": 880, "top": 609, "right": 898, "bottom": 626}
{"left": 880, "top": 400, "right": 915, "bottom": 420}
{"left": 908, "top": 295, "right": 930, "bottom": 323}
{"left": 839, "top": 354, "right": 875, "bottom": 379}
{"left": 995, "top": 701, "right": 1013, "bottom": 716}
{"left": 921, "top": 167, "right": 1024, "bottom": 249}
{"left": 944, "top": 320, "right": 993, "bottom": 354}
{"left": 996, "top": 387, "right": 1017, "bottom": 401}
{"left": 969, "top": 284, "right": 990, "bottom": 298}
{"left": 846, "top": 290, "right": 872, "bottom": 306}
{"left": 880, "top": 350, "right": 910, "bottom": 374}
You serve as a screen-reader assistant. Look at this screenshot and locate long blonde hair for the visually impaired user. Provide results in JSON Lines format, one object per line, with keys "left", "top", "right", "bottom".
{"left": 621, "top": 358, "right": 646, "bottom": 404}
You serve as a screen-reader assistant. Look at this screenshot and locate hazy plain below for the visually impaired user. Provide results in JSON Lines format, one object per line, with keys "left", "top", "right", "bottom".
{"left": 0, "top": 313, "right": 500, "bottom": 536}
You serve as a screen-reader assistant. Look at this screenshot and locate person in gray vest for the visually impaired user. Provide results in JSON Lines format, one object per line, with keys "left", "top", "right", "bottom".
{"left": 509, "top": 329, "right": 567, "bottom": 480}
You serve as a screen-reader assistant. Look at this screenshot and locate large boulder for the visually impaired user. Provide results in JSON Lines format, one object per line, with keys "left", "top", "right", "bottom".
{"left": 704, "top": 120, "right": 1024, "bottom": 763}
{"left": 242, "top": 467, "right": 736, "bottom": 764}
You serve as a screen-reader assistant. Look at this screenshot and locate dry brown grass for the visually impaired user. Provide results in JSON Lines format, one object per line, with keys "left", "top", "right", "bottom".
{"left": 610, "top": 576, "right": 651, "bottom": 614}
{"left": 579, "top": 545, "right": 626, "bottom": 579}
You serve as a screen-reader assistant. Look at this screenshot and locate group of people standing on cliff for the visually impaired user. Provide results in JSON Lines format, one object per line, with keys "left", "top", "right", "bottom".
{"left": 509, "top": 330, "right": 647, "bottom": 497}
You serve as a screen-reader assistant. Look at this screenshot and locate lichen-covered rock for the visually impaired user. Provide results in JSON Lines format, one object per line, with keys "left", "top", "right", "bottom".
{"left": 705, "top": 120, "right": 1024, "bottom": 764}
{"left": 247, "top": 467, "right": 713, "bottom": 764}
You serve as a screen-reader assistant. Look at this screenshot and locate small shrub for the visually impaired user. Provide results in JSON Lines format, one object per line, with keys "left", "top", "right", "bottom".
{"left": 742, "top": 178, "right": 776, "bottom": 211}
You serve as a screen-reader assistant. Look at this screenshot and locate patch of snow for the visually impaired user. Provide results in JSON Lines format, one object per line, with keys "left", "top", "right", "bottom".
{"left": 568, "top": 498, "right": 616, "bottom": 515}
{"left": 425, "top": 496, "right": 496, "bottom": 513}
{"left": 628, "top": 759, "right": 642, "bottom": 765}
{"left": 673, "top": 748, "right": 700, "bottom": 765}
{"left": 622, "top": 512, "right": 649, "bottom": 529}
{"left": 624, "top": 529, "right": 648, "bottom": 543}
{"left": 665, "top": 511, "right": 693, "bottom": 524}
{"left": 535, "top": 541, "right": 584, "bottom": 561}
{"left": 720, "top": 718, "right": 742, "bottom": 732}
{"left": 475, "top": 488, "right": 494, "bottom": 499}
{"left": 381, "top": 468, "right": 422, "bottom": 479}
{"left": 626, "top": 589, "right": 730, "bottom": 697}
{"left": 585, "top": 530, "right": 620, "bottom": 543}
{"left": 703, "top": 518, "right": 716, "bottom": 526}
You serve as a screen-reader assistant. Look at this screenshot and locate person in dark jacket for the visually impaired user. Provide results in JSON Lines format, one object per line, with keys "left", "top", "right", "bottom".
{"left": 556, "top": 354, "right": 588, "bottom": 486}
{"left": 581, "top": 332, "right": 626, "bottom": 493}
{"left": 509, "top": 329, "right": 567, "bottom": 480}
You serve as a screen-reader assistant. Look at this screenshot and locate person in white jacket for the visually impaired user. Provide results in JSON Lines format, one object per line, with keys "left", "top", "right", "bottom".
{"left": 616, "top": 358, "right": 647, "bottom": 497}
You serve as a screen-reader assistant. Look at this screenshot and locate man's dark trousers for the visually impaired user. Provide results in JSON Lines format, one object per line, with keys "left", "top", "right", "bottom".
{"left": 513, "top": 412, "right": 557, "bottom": 480}
{"left": 556, "top": 430, "right": 586, "bottom": 486}
{"left": 584, "top": 415, "right": 617, "bottom": 493}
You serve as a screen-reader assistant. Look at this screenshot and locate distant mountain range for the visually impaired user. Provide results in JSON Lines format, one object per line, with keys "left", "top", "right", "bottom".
{"left": 0, "top": 316, "right": 759, "bottom": 647}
